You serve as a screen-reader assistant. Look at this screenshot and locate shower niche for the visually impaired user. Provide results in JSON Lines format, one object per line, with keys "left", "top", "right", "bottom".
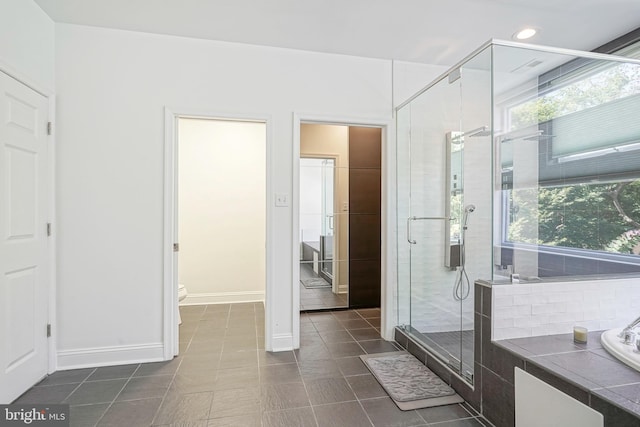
{"left": 396, "top": 40, "right": 640, "bottom": 385}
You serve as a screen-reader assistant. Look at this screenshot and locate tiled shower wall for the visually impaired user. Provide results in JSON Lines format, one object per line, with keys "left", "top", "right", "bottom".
{"left": 492, "top": 277, "right": 640, "bottom": 340}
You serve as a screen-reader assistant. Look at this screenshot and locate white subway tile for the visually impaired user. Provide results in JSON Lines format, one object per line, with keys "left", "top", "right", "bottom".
{"left": 494, "top": 295, "right": 514, "bottom": 307}
{"left": 513, "top": 294, "right": 549, "bottom": 305}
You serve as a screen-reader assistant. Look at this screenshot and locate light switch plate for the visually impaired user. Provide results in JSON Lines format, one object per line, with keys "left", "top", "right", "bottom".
{"left": 275, "top": 193, "right": 289, "bottom": 207}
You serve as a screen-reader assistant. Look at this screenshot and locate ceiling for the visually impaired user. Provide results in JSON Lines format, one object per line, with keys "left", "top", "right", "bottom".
{"left": 34, "top": 0, "right": 640, "bottom": 66}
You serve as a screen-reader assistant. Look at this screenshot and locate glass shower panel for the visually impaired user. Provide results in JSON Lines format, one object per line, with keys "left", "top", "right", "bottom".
{"left": 457, "top": 46, "right": 493, "bottom": 379}
{"left": 407, "top": 74, "right": 466, "bottom": 373}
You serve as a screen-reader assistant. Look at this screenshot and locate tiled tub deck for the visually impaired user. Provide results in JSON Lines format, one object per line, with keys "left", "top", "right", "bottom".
{"left": 396, "top": 281, "right": 640, "bottom": 427}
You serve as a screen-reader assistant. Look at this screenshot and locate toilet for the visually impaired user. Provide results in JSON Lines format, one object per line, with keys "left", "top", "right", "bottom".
{"left": 178, "top": 284, "right": 188, "bottom": 324}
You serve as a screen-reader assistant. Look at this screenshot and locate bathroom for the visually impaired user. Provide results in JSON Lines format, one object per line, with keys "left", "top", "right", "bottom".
{"left": 394, "top": 33, "right": 640, "bottom": 426}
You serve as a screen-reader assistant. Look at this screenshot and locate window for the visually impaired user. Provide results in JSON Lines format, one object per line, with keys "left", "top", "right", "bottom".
{"left": 499, "top": 33, "right": 640, "bottom": 276}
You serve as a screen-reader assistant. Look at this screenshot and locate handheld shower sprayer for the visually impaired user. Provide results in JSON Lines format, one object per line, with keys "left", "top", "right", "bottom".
{"left": 454, "top": 204, "right": 476, "bottom": 301}
{"left": 463, "top": 204, "right": 476, "bottom": 229}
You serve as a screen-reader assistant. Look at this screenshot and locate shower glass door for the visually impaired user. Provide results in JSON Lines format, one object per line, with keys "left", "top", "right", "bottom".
{"left": 397, "top": 45, "right": 492, "bottom": 384}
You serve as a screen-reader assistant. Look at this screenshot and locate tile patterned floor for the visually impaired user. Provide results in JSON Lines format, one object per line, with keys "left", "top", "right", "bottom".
{"left": 14, "top": 303, "right": 490, "bottom": 426}
{"left": 300, "top": 263, "right": 348, "bottom": 310}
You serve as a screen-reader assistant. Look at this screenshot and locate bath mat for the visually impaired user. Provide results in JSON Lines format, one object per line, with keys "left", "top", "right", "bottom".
{"left": 301, "top": 278, "right": 331, "bottom": 289}
{"left": 361, "top": 351, "right": 464, "bottom": 410}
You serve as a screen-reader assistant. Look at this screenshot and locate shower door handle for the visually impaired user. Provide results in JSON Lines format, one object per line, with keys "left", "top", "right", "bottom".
{"left": 407, "top": 217, "right": 416, "bottom": 244}
{"left": 407, "top": 216, "right": 450, "bottom": 244}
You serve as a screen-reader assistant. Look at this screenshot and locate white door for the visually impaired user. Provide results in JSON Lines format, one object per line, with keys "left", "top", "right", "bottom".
{"left": 0, "top": 71, "right": 50, "bottom": 403}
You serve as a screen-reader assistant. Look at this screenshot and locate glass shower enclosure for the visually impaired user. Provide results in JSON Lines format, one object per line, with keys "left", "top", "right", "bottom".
{"left": 396, "top": 39, "right": 640, "bottom": 384}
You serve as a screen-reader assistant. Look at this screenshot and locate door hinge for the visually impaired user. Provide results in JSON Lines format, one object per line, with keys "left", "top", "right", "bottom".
{"left": 47, "top": 122, "right": 52, "bottom": 136}
{"left": 46, "top": 223, "right": 52, "bottom": 237}
{"left": 173, "top": 243, "right": 180, "bottom": 252}
{"left": 47, "top": 324, "right": 52, "bottom": 338}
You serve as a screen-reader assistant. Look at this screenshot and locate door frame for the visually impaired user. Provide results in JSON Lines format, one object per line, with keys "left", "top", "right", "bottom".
{"left": 0, "top": 59, "right": 57, "bottom": 375}
{"left": 163, "top": 108, "right": 273, "bottom": 358}
{"left": 292, "top": 113, "right": 395, "bottom": 349}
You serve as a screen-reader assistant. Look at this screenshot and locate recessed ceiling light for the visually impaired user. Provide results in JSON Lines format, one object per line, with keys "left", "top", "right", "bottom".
{"left": 513, "top": 28, "right": 538, "bottom": 40}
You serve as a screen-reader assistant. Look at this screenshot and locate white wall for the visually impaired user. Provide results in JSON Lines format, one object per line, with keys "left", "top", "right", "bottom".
{"left": 0, "top": 1, "right": 54, "bottom": 91}
{"left": 178, "top": 118, "right": 266, "bottom": 304}
{"left": 55, "top": 22, "right": 406, "bottom": 363}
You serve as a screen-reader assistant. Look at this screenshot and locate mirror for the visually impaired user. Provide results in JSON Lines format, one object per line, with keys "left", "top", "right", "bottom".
{"left": 299, "top": 124, "right": 349, "bottom": 310}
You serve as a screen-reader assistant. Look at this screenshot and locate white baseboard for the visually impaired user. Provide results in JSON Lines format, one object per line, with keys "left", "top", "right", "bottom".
{"left": 57, "top": 343, "right": 165, "bottom": 370}
{"left": 270, "top": 333, "right": 294, "bottom": 352}
{"left": 181, "top": 291, "right": 265, "bottom": 306}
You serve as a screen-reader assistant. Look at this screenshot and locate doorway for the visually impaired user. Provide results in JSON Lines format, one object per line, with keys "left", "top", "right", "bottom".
{"left": 165, "top": 115, "right": 267, "bottom": 355}
{"left": 298, "top": 123, "right": 382, "bottom": 311}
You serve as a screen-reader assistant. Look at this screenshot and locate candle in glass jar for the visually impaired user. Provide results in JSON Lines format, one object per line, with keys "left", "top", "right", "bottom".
{"left": 573, "top": 326, "right": 588, "bottom": 343}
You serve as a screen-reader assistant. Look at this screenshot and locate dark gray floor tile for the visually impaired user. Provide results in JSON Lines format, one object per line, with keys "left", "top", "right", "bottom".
{"left": 436, "top": 418, "right": 486, "bottom": 427}
{"left": 260, "top": 362, "right": 302, "bottom": 384}
{"left": 152, "top": 391, "right": 213, "bottom": 425}
{"left": 178, "top": 354, "right": 219, "bottom": 374}
{"left": 14, "top": 383, "right": 78, "bottom": 404}
{"left": 116, "top": 375, "right": 173, "bottom": 401}
{"left": 360, "top": 340, "right": 400, "bottom": 354}
{"left": 341, "top": 319, "right": 371, "bottom": 330}
{"left": 346, "top": 374, "right": 387, "bottom": 400}
{"left": 361, "top": 397, "right": 424, "bottom": 426}
{"left": 69, "top": 403, "right": 110, "bottom": 427}
{"left": 97, "top": 397, "right": 162, "bottom": 427}
{"left": 313, "top": 401, "right": 372, "bottom": 427}
{"left": 207, "top": 414, "right": 262, "bottom": 426}
{"left": 301, "top": 333, "right": 326, "bottom": 346}
{"left": 215, "top": 366, "right": 260, "bottom": 390}
{"left": 87, "top": 364, "right": 139, "bottom": 381}
{"left": 261, "top": 383, "right": 311, "bottom": 411}
{"left": 263, "top": 407, "right": 317, "bottom": 427}
{"left": 156, "top": 421, "right": 208, "bottom": 427}
{"left": 365, "top": 318, "right": 381, "bottom": 328}
{"left": 37, "top": 368, "right": 95, "bottom": 386}
{"left": 191, "top": 328, "right": 226, "bottom": 342}
{"left": 308, "top": 313, "right": 338, "bottom": 323}
{"left": 134, "top": 359, "right": 181, "bottom": 377}
{"left": 312, "top": 320, "right": 346, "bottom": 332}
{"left": 356, "top": 308, "right": 381, "bottom": 317}
{"left": 332, "top": 311, "right": 364, "bottom": 321}
{"left": 218, "top": 350, "right": 258, "bottom": 369}
{"left": 325, "top": 341, "right": 365, "bottom": 358}
{"left": 349, "top": 328, "right": 381, "bottom": 341}
{"left": 209, "top": 387, "right": 261, "bottom": 419}
{"left": 64, "top": 379, "right": 127, "bottom": 405}
{"left": 417, "top": 403, "right": 474, "bottom": 424}
{"left": 319, "top": 330, "right": 356, "bottom": 344}
{"left": 336, "top": 357, "right": 369, "bottom": 376}
{"left": 171, "top": 371, "right": 217, "bottom": 394}
{"left": 299, "top": 359, "right": 342, "bottom": 380}
{"left": 259, "top": 350, "right": 296, "bottom": 366}
{"left": 295, "top": 343, "right": 333, "bottom": 362}
{"left": 185, "top": 341, "right": 225, "bottom": 355}
{"left": 305, "top": 377, "right": 356, "bottom": 405}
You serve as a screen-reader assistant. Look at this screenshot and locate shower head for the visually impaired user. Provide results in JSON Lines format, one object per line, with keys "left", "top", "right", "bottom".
{"left": 464, "top": 204, "right": 476, "bottom": 213}
{"left": 465, "top": 126, "right": 491, "bottom": 138}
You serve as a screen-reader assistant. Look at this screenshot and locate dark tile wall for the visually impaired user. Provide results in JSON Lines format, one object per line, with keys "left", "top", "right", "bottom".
{"left": 348, "top": 127, "right": 381, "bottom": 309}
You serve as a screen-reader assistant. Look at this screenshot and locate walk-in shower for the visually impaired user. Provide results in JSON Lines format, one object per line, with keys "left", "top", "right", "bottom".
{"left": 397, "top": 39, "right": 640, "bottom": 385}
